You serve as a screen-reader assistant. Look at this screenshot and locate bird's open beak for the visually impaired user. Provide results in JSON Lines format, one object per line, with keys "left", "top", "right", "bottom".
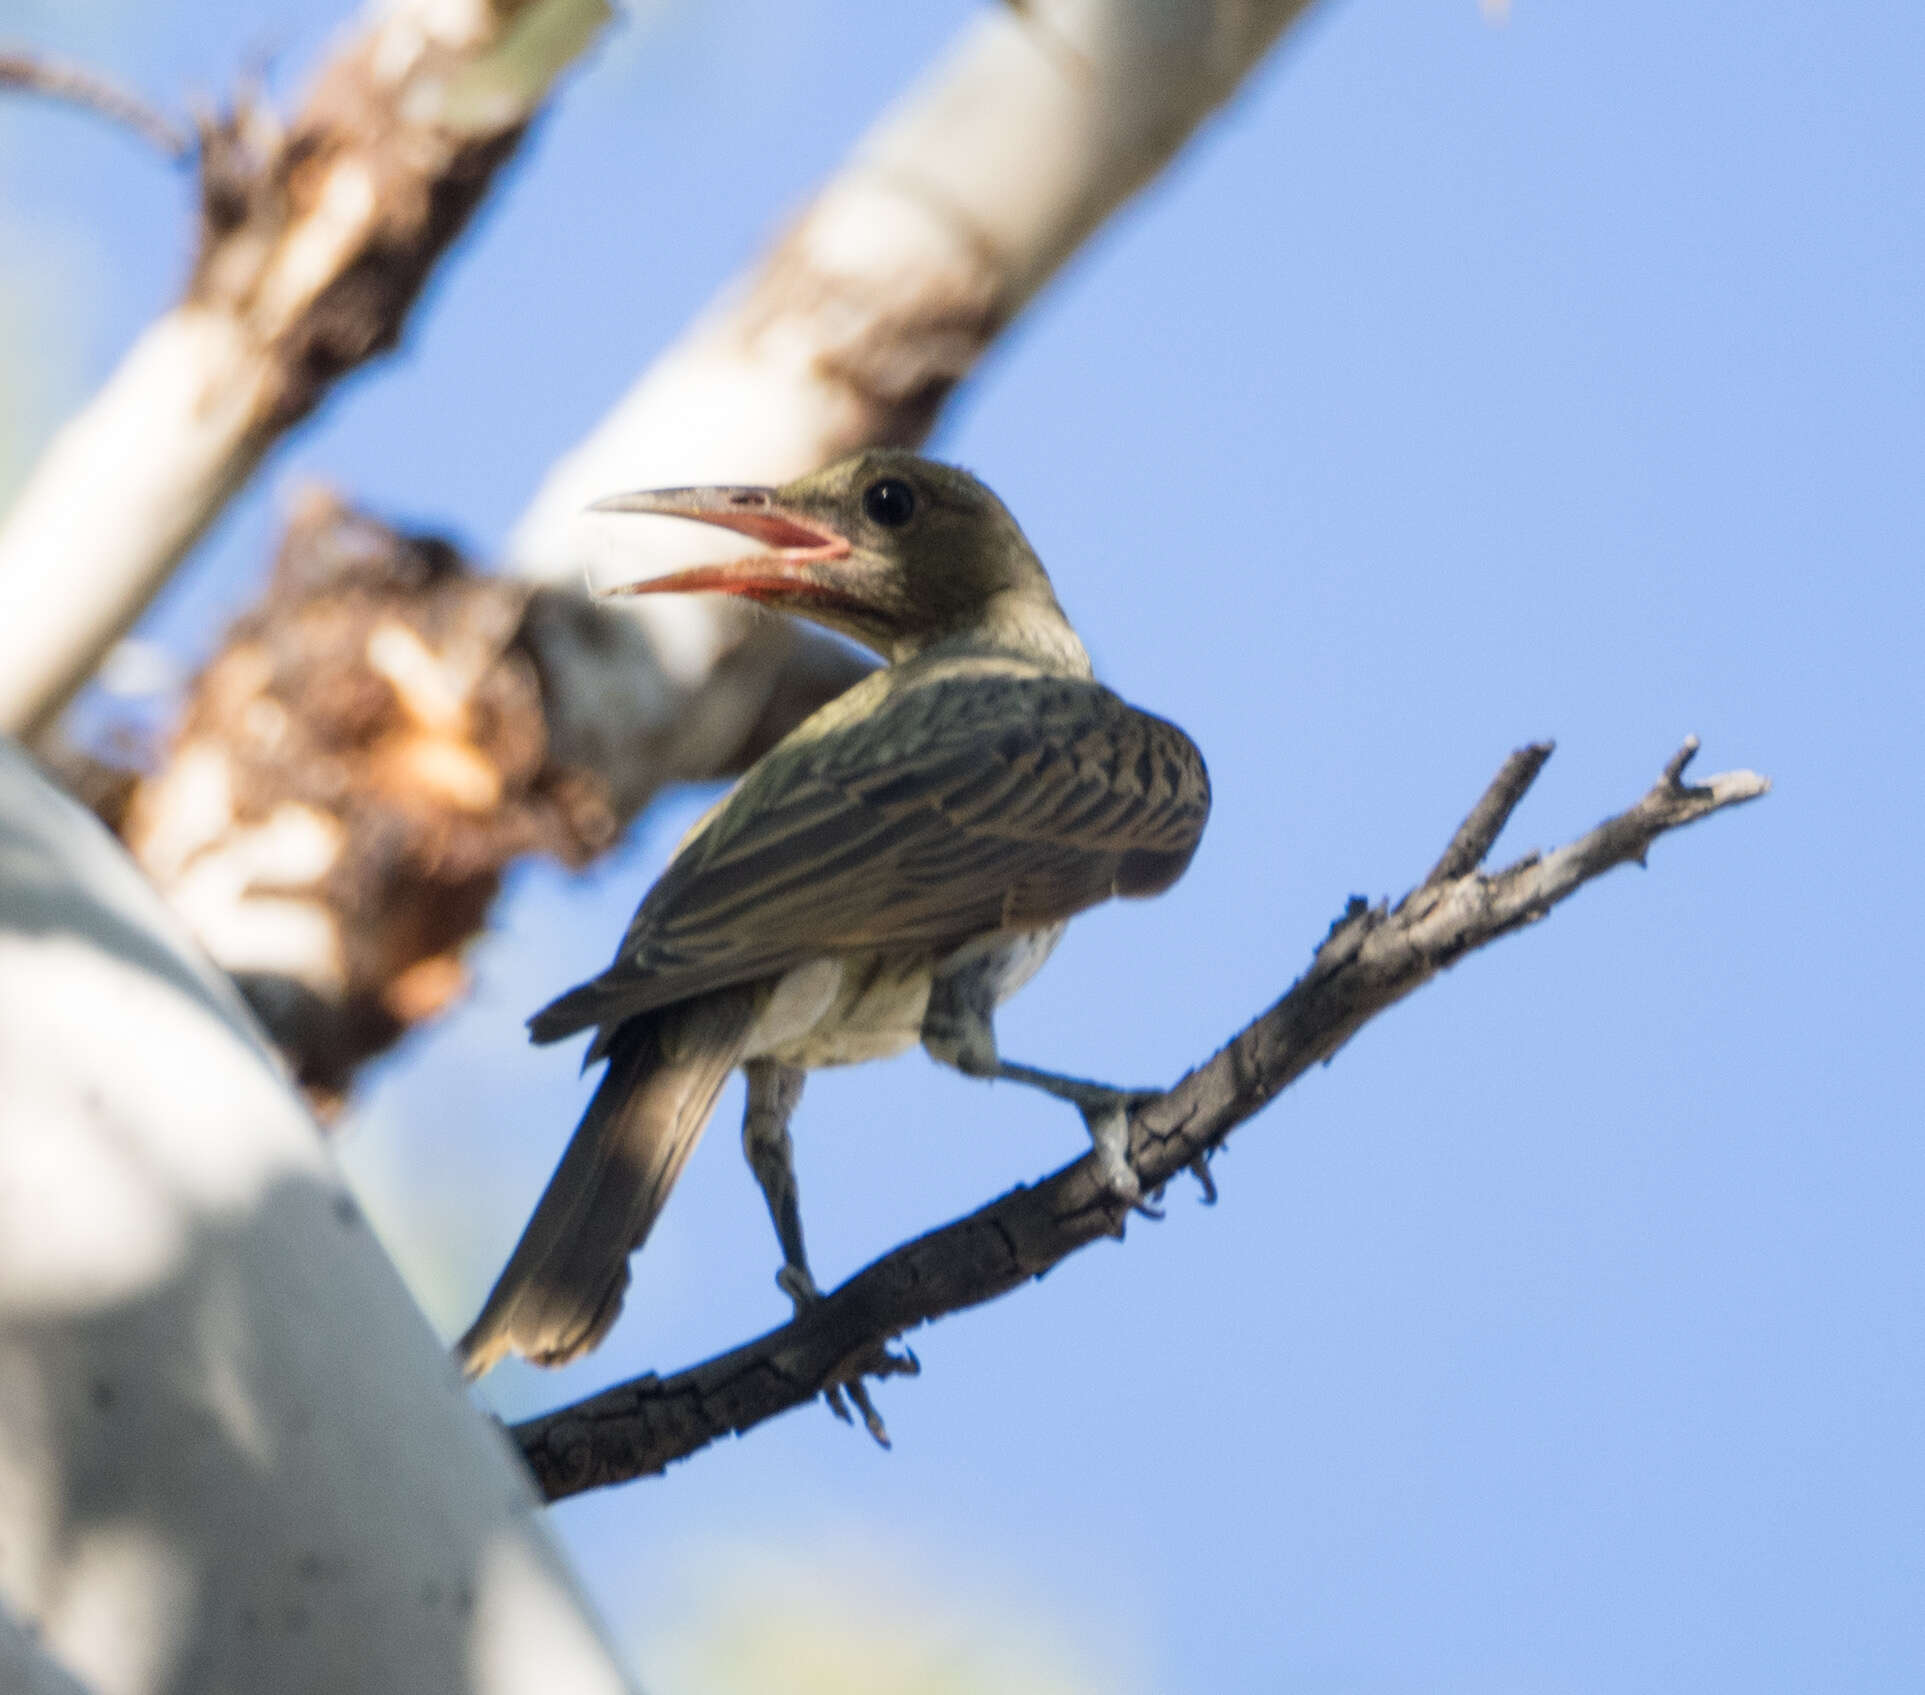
{"left": 588, "top": 486, "right": 863, "bottom": 613}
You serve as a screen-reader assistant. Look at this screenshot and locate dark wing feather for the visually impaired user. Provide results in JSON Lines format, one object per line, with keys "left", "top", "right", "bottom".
{"left": 529, "top": 669, "right": 1209, "bottom": 1046}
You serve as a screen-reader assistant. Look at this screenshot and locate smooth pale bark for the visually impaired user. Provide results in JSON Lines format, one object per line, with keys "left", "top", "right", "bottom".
{"left": 0, "top": 739, "right": 638, "bottom": 1695}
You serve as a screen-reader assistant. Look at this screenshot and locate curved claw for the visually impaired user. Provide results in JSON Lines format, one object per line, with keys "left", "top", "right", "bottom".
{"left": 816, "top": 1333, "right": 920, "bottom": 1448}
{"left": 844, "top": 1378, "right": 890, "bottom": 1448}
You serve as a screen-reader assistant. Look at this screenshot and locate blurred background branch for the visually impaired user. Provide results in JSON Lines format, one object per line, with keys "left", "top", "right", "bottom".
{"left": 0, "top": 48, "right": 192, "bottom": 158}
{"left": 31, "top": 0, "right": 1327, "bottom": 1107}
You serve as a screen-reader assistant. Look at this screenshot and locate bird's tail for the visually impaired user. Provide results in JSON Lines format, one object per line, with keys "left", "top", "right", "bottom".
{"left": 457, "top": 986, "right": 758, "bottom": 1378}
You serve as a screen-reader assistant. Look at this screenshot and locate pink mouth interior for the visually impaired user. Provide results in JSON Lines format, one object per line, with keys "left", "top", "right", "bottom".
{"left": 677, "top": 504, "right": 850, "bottom": 554}
{"left": 592, "top": 502, "right": 852, "bottom": 600}
{"left": 703, "top": 510, "right": 845, "bottom": 553}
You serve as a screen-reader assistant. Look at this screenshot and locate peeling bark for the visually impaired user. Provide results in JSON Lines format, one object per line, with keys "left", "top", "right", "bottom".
{"left": 122, "top": 493, "right": 614, "bottom": 1110}
{"left": 109, "top": 491, "right": 873, "bottom": 1109}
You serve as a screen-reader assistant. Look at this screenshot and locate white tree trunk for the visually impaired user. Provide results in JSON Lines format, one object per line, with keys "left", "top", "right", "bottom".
{"left": 0, "top": 739, "right": 638, "bottom": 1695}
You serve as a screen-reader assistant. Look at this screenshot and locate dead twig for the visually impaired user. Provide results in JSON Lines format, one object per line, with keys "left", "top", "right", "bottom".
{"left": 0, "top": 49, "right": 191, "bottom": 159}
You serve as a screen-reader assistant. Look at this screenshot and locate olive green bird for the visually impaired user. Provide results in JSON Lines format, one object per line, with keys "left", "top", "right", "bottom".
{"left": 457, "top": 450, "right": 1210, "bottom": 1379}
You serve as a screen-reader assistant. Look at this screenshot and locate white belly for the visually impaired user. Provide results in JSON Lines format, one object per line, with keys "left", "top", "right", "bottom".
{"left": 743, "top": 954, "right": 933, "bottom": 1069}
{"left": 741, "top": 925, "right": 1065, "bottom": 1072}
{"left": 742, "top": 957, "right": 846, "bottom": 1057}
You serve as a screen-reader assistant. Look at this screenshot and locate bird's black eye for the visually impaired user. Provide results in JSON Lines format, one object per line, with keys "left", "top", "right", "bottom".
{"left": 862, "top": 477, "right": 917, "bottom": 527}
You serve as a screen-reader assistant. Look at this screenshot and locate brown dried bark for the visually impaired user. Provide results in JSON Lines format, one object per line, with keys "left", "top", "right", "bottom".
{"left": 121, "top": 493, "right": 617, "bottom": 1109}
{"left": 111, "top": 493, "right": 872, "bottom": 1108}
{"left": 185, "top": 63, "right": 520, "bottom": 441}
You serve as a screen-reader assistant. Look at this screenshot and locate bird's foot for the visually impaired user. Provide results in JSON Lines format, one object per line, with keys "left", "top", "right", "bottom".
{"left": 992, "top": 1061, "right": 1159, "bottom": 1215}
{"left": 823, "top": 1338, "right": 921, "bottom": 1449}
{"left": 778, "top": 1266, "right": 918, "bottom": 1447}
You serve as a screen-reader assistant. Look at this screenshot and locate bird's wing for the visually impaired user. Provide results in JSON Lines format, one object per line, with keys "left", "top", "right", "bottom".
{"left": 529, "top": 669, "right": 1210, "bottom": 1045}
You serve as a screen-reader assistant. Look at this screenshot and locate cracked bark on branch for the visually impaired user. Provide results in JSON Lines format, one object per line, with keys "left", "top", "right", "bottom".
{"left": 511, "top": 738, "right": 1769, "bottom": 1502}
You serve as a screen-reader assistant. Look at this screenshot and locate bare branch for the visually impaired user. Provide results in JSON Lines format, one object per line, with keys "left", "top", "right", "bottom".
{"left": 0, "top": 49, "right": 191, "bottom": 158}
{"left": 1419, "top": 740, "right": 1553, "bottom": 890}
{"left": 510, "top": 740, "right": 1769, "bottom": 1501}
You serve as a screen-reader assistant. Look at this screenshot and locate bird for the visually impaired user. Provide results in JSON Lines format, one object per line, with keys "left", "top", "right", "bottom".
{"left": 456, "top": 449, "right": 1210, "bottom": 1384}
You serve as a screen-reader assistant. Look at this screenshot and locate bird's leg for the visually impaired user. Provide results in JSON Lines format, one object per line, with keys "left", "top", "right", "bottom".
{"left": 925, "top": 964, "right": 1158, "bottom": 1208}
{"left": 742, "top": 1059, "right": 909, "bottom": 1445}
{"left": 740, "top": 1059, "right": 818, "bottom": 1311}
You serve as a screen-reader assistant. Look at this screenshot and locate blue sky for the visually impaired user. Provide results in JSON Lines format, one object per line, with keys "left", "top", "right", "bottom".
{"left": 4, "top": 1, "right": 1922, "bottom": 1689}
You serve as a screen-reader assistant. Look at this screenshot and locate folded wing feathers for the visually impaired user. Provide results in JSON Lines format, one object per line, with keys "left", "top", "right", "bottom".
{"left": 528, "top": 671, "right": 1209, "bottom": 1047}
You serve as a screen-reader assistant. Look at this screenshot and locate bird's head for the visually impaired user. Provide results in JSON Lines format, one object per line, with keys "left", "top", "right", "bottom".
{"left": 588, "top": 450, "right": 1083, "bottom": 667}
